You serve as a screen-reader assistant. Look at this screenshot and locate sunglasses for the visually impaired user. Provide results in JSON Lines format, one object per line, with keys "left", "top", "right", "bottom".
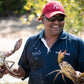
{"left": 44, "top": 15, "right": 65, "bottom": 22}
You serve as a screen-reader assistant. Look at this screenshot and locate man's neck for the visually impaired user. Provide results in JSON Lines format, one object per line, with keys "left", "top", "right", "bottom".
{"left": 44, "top": 33, "right": 59, "bottom": 48}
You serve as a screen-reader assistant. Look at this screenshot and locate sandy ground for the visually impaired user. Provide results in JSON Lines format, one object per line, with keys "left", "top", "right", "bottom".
{"left": 0, "top": 16, "right": 84, "bottom": 83}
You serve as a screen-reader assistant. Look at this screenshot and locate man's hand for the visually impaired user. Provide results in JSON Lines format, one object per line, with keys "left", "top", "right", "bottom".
{"left": 0, "top": 65, "right": 8, "bottom": 78}
{"left": 75, "top": 71, "right": 84, "bottom": 84}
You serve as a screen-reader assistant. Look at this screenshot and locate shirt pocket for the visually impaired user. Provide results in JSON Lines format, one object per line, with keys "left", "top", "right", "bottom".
{"left": 30, "top": 53, "right": 42, "bottom": 71}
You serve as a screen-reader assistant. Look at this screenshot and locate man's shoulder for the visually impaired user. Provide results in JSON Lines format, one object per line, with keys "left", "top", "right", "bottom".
{"left": 29, "top": 33, "right": 40, "bottom": 39}
{"left": 24, "top": 33, "right": 40, "bottom": 48}
{"left": 65, "top": 32, "right": 80, "bottom": 40}
{"left": 26, "top": 32, "right": 41, "bottom": 44}
{"left": 29, "top": 34, "right": 39, "bottom": 39}
{"left": 28, "top": 30, "right": 44, "bottom": 40}
{"left": 62, "top": 31, "right": 81, "bottom": 41}
{"left": 66, "top": 32, "right": 84, "bottom": 43}
{"left": 64, "top": 32, "right": 84, "bottom": 48}
{"left": 68, "top": 33, "right": 79, "bottom": 39}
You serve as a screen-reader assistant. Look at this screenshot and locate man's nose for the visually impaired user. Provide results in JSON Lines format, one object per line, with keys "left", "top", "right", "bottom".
{"left": 53, "top": 19, "right": 59, "bottom": 24}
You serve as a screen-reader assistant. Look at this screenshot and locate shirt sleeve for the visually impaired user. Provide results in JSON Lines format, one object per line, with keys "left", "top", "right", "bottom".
{"left": 18, "top": 38, "right": 31, "bottom": 80}
{"left": 77, "top": 38, "right": 84, "bottom": 72}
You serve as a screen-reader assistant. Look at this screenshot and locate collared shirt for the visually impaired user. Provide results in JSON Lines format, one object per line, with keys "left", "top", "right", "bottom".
{"left": 41, "top": 38, "right": 50, "bottom": 53}
{"left": 18, "top": 30, "right": 84, "bottom": 84}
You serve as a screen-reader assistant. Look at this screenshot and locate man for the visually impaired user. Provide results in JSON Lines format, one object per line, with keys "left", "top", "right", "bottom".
{"left": 0, "top": 1, "right": 84, "bottom": 84}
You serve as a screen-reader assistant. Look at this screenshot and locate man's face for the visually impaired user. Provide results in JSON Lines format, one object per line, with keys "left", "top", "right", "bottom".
{"left": 42, "top": 14, "right": 65, "bottom": 36}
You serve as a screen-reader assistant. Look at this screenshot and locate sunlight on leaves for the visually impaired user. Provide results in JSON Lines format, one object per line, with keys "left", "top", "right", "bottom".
{"left": 21, "top": 0, "right": 84, "bottom": 35}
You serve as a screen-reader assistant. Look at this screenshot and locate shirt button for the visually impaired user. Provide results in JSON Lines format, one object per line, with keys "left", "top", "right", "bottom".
{"left": 35, "top": 57, "right": 38, "bottom": 60}
{"left": 49, "top": 50, "right": 51, "bottom": 52}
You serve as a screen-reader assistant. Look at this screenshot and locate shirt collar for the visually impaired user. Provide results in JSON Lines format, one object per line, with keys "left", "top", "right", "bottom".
{"left": 58, "top": 31, "right": 68, "bottom": 40}
{"left": 39, "top": 29, "right": 68, "bottom": 40}
{"left": 39, "top": 29, "right": 45, "bottom": 39}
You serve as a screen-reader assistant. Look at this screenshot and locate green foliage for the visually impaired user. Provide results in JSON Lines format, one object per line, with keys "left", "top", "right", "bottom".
{"left": 0, "top": 0, "right": 26, "bottom": 16}
{"left": 59, "top": 0, "right": 84, "bottom": 34}
{"left": 1, "top": 0, "right": 83, "bottom": 35}
{"left": 20, "top": 0, "right": 48, "bottom": 26}
{"left": 22, "top": 0, "right": 84, "bottom": 35}
{"left": 24, "top": 0, "right": 48, "bottom": 17}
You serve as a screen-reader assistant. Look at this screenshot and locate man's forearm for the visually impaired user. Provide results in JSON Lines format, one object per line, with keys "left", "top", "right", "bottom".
{"left": 8, "top": 65, "right": 26, "bottom": 79}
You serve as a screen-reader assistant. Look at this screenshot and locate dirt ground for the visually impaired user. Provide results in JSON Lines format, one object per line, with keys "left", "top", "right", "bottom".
{"left": 0, "top": 16, "right": 84, "bottom": 84}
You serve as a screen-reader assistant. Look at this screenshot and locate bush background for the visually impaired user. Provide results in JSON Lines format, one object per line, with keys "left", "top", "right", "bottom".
{"left": 0, "top": 0, "right": 84, "bottom": 35}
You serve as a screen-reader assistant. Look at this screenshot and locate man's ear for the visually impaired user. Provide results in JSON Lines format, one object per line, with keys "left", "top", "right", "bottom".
{"left": 41, "top": 16, "right": 44, "bottom": 24}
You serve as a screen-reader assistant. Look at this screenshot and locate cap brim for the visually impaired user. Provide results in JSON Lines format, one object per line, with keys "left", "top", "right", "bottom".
{"left": 46, "top": 11, "right": 67, "bottom": 18}
{"left": 38, "top": 11, "right": 67, "bottom": 21}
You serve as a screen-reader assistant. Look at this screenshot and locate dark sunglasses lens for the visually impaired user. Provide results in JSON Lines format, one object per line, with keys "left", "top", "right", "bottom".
{"left": 46, "top": 15, "right": 65, "bottom": 22}
{"left": 58, "top": 16, "right": 65, "bottom": 21}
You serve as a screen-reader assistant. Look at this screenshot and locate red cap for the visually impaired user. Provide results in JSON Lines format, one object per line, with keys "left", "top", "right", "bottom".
{"left": 39, "top": 1, "right": 67, "bottom": 20}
